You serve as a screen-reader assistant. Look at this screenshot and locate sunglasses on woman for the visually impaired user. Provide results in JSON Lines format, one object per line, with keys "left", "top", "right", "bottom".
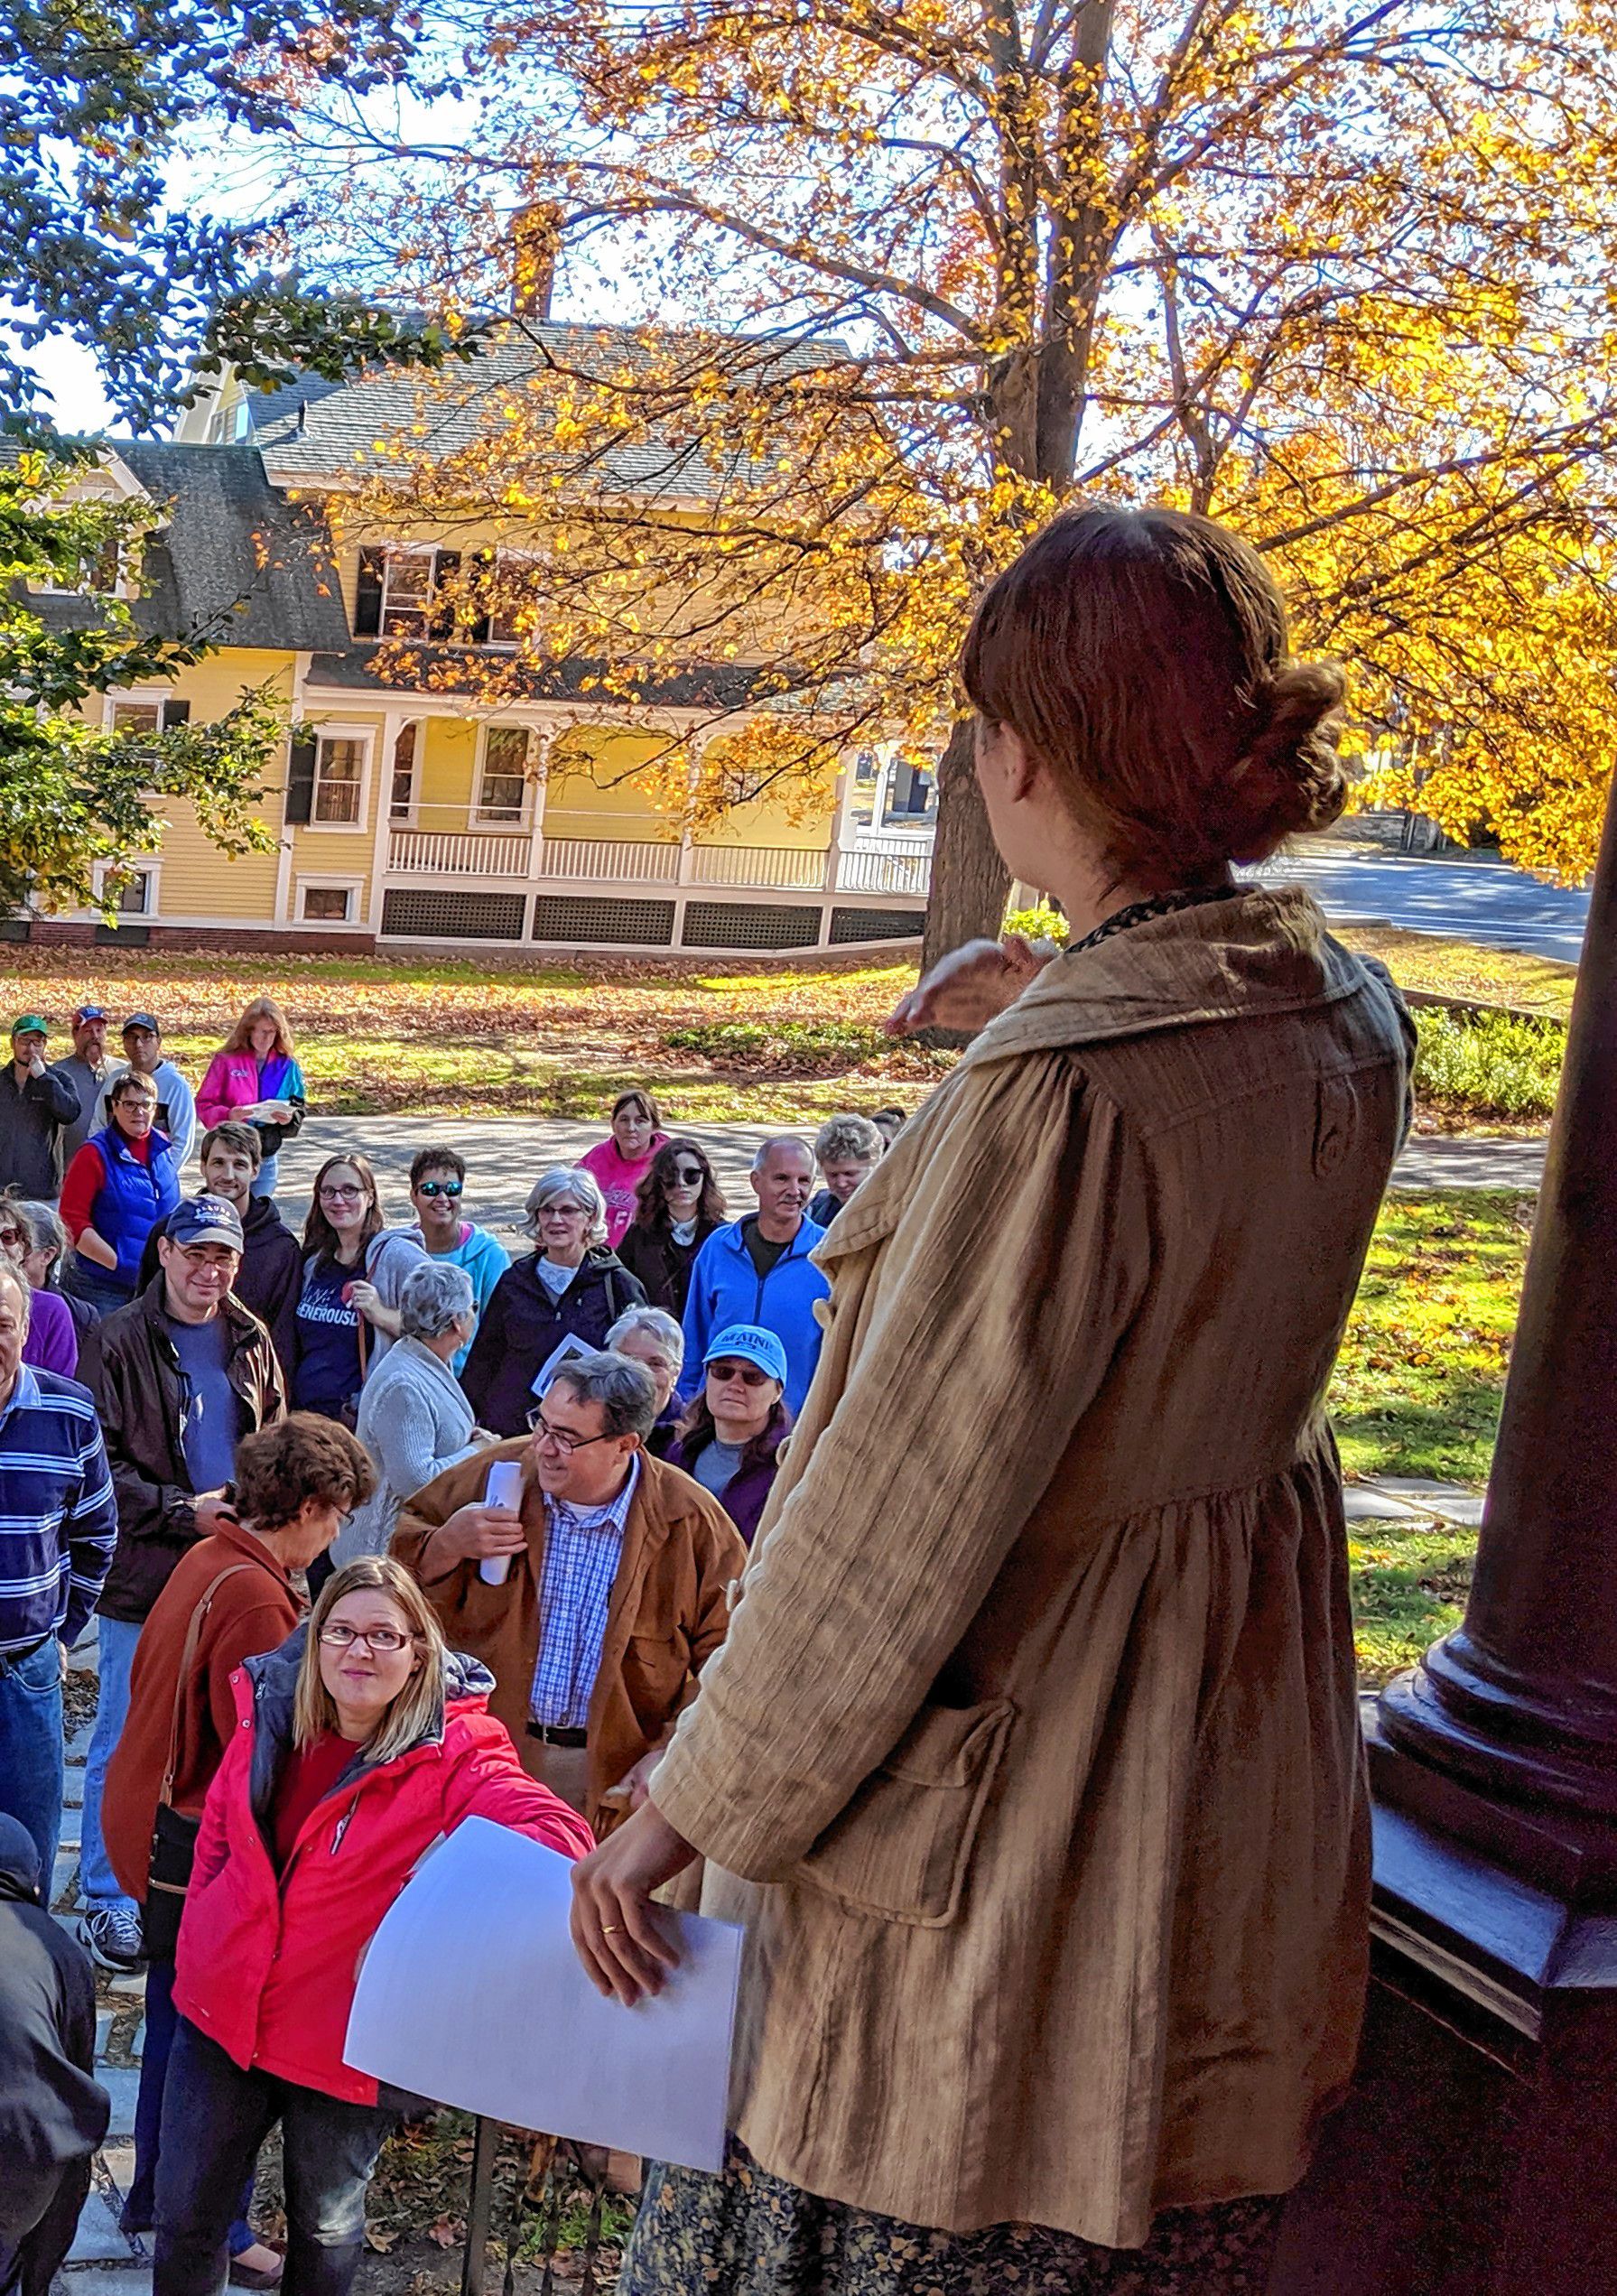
{"left": 669, "top": 1165, "right": 705, "bottom": 1186}
{"left": 416, "top": 1179, "right": 463, "bottom": 1198}
{"left": 708, "top": 1359, "right": 772, "bottom": 1386}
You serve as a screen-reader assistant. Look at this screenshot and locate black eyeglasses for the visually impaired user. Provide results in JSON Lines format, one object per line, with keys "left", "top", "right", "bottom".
{"left": 416, "top": 1179, "right": 463, "bottom": 1198}
{"left": 669, "top": 1166, "right": 705, "bottom": 1186}
{"left": 525, "top": 1405, "right": 620, "bottom": 1452}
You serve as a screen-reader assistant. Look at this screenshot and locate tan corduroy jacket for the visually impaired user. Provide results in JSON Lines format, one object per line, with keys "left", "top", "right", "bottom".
{"left": 392, "top": 1443, "right": 745, "bottom": 1827}
{"left": 651, "top": 887, "right": 1416, "bottom": 2248}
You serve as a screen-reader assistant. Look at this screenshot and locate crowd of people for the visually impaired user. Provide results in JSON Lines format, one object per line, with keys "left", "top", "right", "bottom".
{"left": 0, "top": 502, "right": 1417, "bottom": 2296}
{"left": 0, "top": 990, "right": 903, "bottom": 2296}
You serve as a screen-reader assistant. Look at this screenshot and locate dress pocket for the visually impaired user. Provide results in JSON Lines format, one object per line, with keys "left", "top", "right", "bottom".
{"left": 793, "top": 1697, "right": 1016, "bottom": 1928}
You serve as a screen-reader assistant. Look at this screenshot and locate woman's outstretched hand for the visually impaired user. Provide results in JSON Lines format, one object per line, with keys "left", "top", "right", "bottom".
{"left": 883, "top": 934, "right": 1050, "bottom": 1038}
{"left": 571, "top": 1798, "right": 699, "bottom": 2006}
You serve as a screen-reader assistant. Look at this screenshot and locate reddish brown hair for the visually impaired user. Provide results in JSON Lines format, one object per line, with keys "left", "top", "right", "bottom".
{"left": 962, "top": 507, "right": 1347, "bottom": 892}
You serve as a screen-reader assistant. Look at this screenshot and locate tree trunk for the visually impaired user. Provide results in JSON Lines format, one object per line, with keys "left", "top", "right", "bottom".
{"left": 920, "top": 716, "right": 1010, "bottom": 974}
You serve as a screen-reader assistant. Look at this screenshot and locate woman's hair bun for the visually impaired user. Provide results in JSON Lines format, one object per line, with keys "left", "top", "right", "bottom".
{"left": 1228, "top": 659, "right": 1349, "bottom": 855}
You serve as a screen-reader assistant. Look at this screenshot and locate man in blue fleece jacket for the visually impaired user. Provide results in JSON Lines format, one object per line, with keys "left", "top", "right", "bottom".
{"left": 681, "top": 1137, "right": 829, "bottom": 1418}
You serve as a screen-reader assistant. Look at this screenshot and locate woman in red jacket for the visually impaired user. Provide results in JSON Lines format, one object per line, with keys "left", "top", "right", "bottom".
{"left": 153, "top": 1557, "right": 593, "bottom": 2296}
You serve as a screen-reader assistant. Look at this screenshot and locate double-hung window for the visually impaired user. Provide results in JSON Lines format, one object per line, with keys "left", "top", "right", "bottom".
{"left": 312, "top": 736, "right": 365, "bottom": 824}
{"left": 477, "top": 727, "right": 532, "bottom": 823}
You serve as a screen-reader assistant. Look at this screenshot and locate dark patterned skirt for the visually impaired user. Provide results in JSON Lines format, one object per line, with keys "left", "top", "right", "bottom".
{"left": 618, "top": 2139, "right": 1286, "bottom": 2296}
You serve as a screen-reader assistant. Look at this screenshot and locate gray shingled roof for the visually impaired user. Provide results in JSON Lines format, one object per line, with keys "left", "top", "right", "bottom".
{"left": 116, "top": 443, "right": 351, "bottom": 650}
{"left": 248, "top": 321, "right": 849, "bottom": 498}
{"left": 8, "top": 442, "right": 350, "bottom": 653}
{"left": 305, "top": 647, "right": 768, "bottom": 711}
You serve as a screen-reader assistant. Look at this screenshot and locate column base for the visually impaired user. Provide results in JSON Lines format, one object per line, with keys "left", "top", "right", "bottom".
{"left": 1373, "top": 1678, "right": 1617, "bottom": 1901}
{"left": 1270, "top": 1730, "right": 1617, "bottom": 2292}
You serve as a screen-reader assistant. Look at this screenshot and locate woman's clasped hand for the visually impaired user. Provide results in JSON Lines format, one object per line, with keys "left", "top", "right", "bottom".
{"left": 568, "top": 1798, "right": 698, "bottom": 2005}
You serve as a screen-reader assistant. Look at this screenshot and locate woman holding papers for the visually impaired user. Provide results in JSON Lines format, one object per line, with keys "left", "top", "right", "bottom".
{"left": 569, "top": 508, "right": 1415, "bottom": 2291}
{"left": 154, "top": 1557, "right": 591, "bottom": 2296}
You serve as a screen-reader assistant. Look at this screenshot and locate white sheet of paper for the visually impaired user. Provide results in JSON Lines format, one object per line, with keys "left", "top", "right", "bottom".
{"left": 342, "top": 1816, "right": 742, "bottom": 2172}
{"left": 529, "top": 1329, "right": 598, "bottom": 1398}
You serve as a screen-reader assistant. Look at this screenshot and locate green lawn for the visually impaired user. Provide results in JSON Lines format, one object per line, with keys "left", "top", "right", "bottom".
{"left": 1329, "top": 1187, "right": 1529, "bottom": 1485}
{"left": 1330, "top": 1187, "right": 1531, "bottom": 1684}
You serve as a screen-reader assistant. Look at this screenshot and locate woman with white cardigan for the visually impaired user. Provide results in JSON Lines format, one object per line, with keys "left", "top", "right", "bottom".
{"left": 334, "top": 1260, "right": 493, "bottom": 1567}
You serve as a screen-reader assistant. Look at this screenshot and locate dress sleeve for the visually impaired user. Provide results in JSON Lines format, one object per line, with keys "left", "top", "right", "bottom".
{"left": 651, "top": 1059, "right": 1153, "bottom": 1879}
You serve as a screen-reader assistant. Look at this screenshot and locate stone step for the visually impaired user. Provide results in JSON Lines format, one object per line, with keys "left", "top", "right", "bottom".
{"left": 131, "top": 2018, "right": 145, "bottom": 2063}
{"left": 66, "top": 1719, "right": 95, "bottom": 1761}
{"left": 1361, "top": 1475, "right": 1486, "bottom": 1527}
{"left": 99, "top": 2066, "right": 140, "bottom": 2140}
{"left": 95, "top": 2007, "right": 112, "bottom": 2057}
{"left": 57, "top": 2266, "right": 152, "bottom": 2296}
{"left": 64, "top": 1767, "right": 85, "bottom": 1807}
{"left": 67, "top": 2186, "right": 140, "bottom": 2266}
{"left": 1343, "top": 1483, "right": 1432, "bottom": 1523}
{"left": 107, "top": 1970, "right": 146, "bottom": 2001}
{"left": 50, "top": 1848, "right": 80, "bottom": 1915}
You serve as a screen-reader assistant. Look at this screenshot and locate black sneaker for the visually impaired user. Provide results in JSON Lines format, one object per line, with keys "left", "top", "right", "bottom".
{"left": 79, "top": 1906, "right": 145, "bottom": 1972}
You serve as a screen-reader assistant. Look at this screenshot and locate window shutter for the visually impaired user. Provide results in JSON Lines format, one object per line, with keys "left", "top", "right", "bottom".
{"left": 160, "top": 698, "right": 191, "bottom": 730}
{"left": 354, "top": 547, "right": 386, "bottom": 638}
{"left": 285, "top": 738, "right": 318, "bottom": 825}
{"left": 429, "top": 549, "right": 461, "bottom": 642}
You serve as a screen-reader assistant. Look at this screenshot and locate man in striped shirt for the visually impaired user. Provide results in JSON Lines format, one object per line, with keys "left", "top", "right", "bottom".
{"left": 0, "top": 1263, "right": 116, "bottom": 1887}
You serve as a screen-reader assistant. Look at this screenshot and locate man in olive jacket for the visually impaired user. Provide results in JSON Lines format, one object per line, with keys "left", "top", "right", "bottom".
{"left": 75, "top": 1196, "right": 284, "bottom": 1969}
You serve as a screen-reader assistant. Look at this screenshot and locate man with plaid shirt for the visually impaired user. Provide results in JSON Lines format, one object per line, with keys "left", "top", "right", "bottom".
{"left": 395, "top": 1350, "right": 744, "bottom": 1823}
{"left": 0, "top": 1263, "right": 116, "bottom": 1885}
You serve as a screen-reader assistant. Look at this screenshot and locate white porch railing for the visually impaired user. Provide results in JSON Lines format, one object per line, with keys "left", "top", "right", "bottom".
{"left": 838, "top": 846, "right": 932, "bottom": 897}
{"left": 688, "top": 846, "right": 830, "bottom": 890}
{"left": 387, "top": 829, "right": 531, "bottom": 877}
{"left": 534, "top": 838, "right": 682, "bottom": 883}
{"left": 386, "top": 821, "right": 931, "bottom": 898}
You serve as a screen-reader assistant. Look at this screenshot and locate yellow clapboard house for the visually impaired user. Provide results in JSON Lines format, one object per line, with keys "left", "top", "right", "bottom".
{"left": 33, "top": 327, "right": 936, "bottom": 960}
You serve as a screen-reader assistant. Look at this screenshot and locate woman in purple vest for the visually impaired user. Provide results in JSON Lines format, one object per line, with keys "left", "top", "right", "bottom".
{"left": 60, "top": 1073, "right": 181, "bottom": 1317}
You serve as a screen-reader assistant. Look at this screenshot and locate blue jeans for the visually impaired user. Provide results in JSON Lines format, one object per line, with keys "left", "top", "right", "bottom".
{"left": 0, "top": 1637, "right": 64, "bottom": 1886}
{"left": 80, "top": 1616, "right": 141, "bottom": 1914}
{"left": 155, "top": 2020, "right": 396, "bottom": 2296}
{"left": 125, "top": 1962, "right": 256, "bottom": 2254}
{"left": 249, "top": 1159, "right": 278, "bottom": 1199}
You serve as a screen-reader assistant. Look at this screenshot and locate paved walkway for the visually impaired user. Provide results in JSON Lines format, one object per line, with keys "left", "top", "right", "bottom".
{"left": 1244, "top": 849, "right": 1588, "bottom": 962}
{"left": 51, "top": 1707, "right": 148, "bottom": 2296}
{"left": 268, "top": 1115, "right": 1547, "bottom": 1233}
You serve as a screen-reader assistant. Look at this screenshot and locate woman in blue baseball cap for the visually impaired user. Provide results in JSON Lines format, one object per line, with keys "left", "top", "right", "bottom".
{"left": 664, "top": 1324, "right": 789, "bottom": 1548}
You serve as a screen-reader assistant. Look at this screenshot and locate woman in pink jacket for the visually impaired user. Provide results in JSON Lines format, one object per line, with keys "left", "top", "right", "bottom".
{"left": 576, "top": 1088, "right": 668, "bottom": 1248}
{"left": 155, "top": 1557, "right": 592, "bottom": 2296}
{"left": 197, "top": 1000, "right": 308, "bottom": 1200}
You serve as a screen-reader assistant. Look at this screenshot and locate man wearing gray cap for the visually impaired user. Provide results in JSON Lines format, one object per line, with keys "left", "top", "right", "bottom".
{"left": 76, "top": 1194, "right": 283, "bottom": 1971}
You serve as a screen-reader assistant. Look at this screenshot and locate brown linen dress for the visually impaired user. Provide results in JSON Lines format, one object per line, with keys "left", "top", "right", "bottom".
{"left": 637, "top": 886, "right": 1413, "bottom": 2283}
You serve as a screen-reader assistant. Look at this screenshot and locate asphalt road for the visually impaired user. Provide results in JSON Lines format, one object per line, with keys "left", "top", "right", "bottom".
{"left": 270, "top": 1115, "right": 1547, "bottom": 1236}
{"left": 1245, "top": 850, "right": 1588, "bottom": 962}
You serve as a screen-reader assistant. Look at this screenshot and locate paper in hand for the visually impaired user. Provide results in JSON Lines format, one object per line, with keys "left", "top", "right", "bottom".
{"left": 530, "top": 1330, "right": 599, "bottom": 1398}
{"left": 343, "top": 1816, "right": 742, "bottom": 2172}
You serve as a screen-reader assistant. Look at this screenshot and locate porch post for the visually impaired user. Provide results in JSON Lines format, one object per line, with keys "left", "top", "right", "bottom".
{"left": 1270, "top": 777, "right": 1617, "bottom": 2292}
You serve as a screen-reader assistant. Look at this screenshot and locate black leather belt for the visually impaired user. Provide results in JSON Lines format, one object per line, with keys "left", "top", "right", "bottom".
{"left": 525, "top": 1721, "right": 589, "bottom": 1749}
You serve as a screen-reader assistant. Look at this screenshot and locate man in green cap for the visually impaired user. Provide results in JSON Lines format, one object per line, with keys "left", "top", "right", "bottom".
{"left": 0, "top": 1020, "right": 77, "bottom": 1200}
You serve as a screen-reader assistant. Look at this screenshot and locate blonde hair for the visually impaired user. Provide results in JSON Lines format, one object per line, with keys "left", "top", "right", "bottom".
{"left": 223, "top": 997, "right": 295, "bottom": 1060}
{"left": 293, "top": 1557, "right": 447, "bottom": 1764}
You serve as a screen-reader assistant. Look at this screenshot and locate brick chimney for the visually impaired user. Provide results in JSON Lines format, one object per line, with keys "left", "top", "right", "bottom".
{"left": 512, "top": 202, "right": 562, "bottom": 321}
